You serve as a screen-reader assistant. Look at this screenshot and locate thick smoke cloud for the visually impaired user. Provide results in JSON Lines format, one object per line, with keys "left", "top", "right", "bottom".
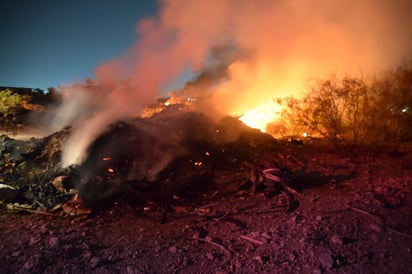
{"left": 56, "top": 0, "right": 412, "bottom": 166}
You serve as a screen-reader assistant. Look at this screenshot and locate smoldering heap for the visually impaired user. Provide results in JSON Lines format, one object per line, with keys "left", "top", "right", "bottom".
{"left": 0, "top": 110, "right": 277, "bottom": 213}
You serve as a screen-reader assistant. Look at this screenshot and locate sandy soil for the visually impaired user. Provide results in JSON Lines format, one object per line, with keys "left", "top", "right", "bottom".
{"left": 1, "top": 142, "right": 411, "bottom": 273}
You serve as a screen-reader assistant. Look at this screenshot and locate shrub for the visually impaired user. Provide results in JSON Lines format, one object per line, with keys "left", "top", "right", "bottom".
{"left": 0, "top": 89, "right": 29, "bottom": 130}
{"left": 282, "top": 62, "right": 412, "bottom": 145}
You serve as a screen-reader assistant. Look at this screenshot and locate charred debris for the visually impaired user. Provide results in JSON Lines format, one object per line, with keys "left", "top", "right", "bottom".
{"left": 0, "top": 112, "right": 300, "bottom": 217}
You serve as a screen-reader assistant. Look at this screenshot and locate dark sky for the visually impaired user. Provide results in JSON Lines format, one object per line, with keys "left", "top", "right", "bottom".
{"left": 0, "top": 0, "right": 158, "bottom": 90}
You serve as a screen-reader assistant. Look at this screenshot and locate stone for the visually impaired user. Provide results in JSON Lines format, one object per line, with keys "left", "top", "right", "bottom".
{"left": 370, "top": 224, "right": 382, "bottom": 232}
{"left": 331, "top": 234, "right": 343, "bottom": 245}
{"left": 319, "top": 252, "right": 334, "bottom": 269}
{"left": 90, "top": 257, "right": 101, "bottom": 268}
{"left": 370, "top": 234, "right": 379, "bottom": 242}
{"left": 126, "top": 265, "right": 138, "bottom": 274}
{"left": 261, "top": 232, "right": 272, "bottom": 240}
{"left": 48, "top": 237, "right": 59, "bottom": 248}
{"left": 29, "top": 236, "right": 40, "bottom": 246}
{"left": 206, "top": 252, "right": 215, "bottom": 260}
{"left": 23, "top": 260, "right": 34, "bottom": 270}
{"left": 169, "top": 246, "right": 177, "bottom": 253}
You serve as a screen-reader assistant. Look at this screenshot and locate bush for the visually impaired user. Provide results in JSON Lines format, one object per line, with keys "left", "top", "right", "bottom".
{"left": 369, "top": 63, "right": 412, "bottom": 142}
{"left": 282, "top": 63, "right": 412, "bottom": 145}
{"left": 0, "top": 89, "right": 29, "bottom": 130}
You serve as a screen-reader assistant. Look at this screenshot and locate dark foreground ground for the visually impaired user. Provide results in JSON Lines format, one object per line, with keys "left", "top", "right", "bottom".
{"left": 1, "top": 138, "right": 412, "bottom": 273}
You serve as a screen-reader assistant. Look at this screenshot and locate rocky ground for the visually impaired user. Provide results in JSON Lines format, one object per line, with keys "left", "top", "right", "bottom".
{"left": 0, "top": 119, "right": 412, "bottom": 273}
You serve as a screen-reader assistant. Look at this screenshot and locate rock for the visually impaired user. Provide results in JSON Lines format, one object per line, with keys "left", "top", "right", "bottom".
{"left": 90, "top": 257, "right": 101, "bottom": 268}
{"left": 23, "top": 260, "right": 34, "bottom": 270}
{"left": 126, "top": 265, "right": 138, "bottom": 274}
{"left": 261, "top": 232, "right": 272, "bottom": 240}
{"left": 39, "top": 224, "right": 48, "bottom": 234}
{"left": 331, "top": 234, "right": 343, "bottom": 245}
{"left": 206, "top": 252, "right": 215, "bottom": 260}
{"left": 48, "top": 237, "right": 59, "bottom": 248}
{"left": 29, "top": 236, "right": 40, "bottom": 246}
{"left": 253, "top": 255, "right": 263, "bottom": 264}
{"left": 319, "top": 252, "right": 334, "bottom": 269}
{"left": 169, "top": 245, "right": 177, "bottom": 253}
{"left": 370, "top": 223, "right": 382, "bottom": 232}
{"left": 370, "top": 234, "right": 379, "bottom": 242}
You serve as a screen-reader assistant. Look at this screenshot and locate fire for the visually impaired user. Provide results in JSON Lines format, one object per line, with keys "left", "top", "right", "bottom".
{"left": 214, "top": 60, "right": 297, "bottom": 134}
{"left": 239, "top": 101, "right": 283, "bottom": 132}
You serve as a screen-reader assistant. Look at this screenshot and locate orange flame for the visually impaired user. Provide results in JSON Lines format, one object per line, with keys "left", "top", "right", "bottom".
{"left": 239, "top": 101, "right": 283, "bottom": 132}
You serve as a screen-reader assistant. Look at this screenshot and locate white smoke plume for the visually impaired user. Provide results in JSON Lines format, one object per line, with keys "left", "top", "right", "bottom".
{"left": 53, "top": 0, "right": 412, "bottom": 167}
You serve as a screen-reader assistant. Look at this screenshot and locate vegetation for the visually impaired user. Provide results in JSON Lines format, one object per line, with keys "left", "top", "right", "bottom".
{"left": 272, "top": 62, "right": 412, "bottom": 146}
{"left": 0, "top": 89, "right": 30, "bottom": 130}
{"left": 0, "top": 87, "right": 59, "bottom": 132}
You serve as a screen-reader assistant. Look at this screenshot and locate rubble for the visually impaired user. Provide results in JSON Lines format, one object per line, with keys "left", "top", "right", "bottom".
{"left": 0, "top": 112, "right": 283, "bottom": 214}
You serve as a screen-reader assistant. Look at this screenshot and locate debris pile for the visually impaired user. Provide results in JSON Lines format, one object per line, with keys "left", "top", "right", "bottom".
{"left": 0, "top": 130, "right": 75, "bottom": 213}
{"left": 0, "top": 112, "right": 296, "bottom": 216}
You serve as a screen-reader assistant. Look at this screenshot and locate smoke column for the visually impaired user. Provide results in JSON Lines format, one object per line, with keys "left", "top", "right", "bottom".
{"left": 58, "top": 0, "right": 412, "bottom": 167}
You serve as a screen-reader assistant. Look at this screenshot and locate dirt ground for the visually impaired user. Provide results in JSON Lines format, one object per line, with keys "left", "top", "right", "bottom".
{"left": 1, "top": 140, "right": 412, "bottom": 274}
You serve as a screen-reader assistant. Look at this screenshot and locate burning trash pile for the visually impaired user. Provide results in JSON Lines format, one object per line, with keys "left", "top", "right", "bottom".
{"left": 2, "top": 0, "right": 405, "bottom": 218}
{"left": 0, "top": 110, "right": 298, "bottom": 217}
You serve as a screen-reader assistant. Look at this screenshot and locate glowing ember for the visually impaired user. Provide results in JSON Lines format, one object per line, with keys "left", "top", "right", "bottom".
{"left": 107, "top": 168, "right": 115, "bottom": 173}
{"left": 239, "top": 101, "right": 283, "bottom": 132}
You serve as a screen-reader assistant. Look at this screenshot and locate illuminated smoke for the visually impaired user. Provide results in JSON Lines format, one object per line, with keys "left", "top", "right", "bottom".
{"left": 164, "top": 0, "right": 412, "bottom": 117}
{"left": 57, "top": 0, "right": 412, "bottom": 166}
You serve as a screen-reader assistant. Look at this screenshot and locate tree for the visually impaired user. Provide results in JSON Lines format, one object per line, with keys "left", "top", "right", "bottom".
{"left": 340, "top": 77, "right": 369, "bottom": 144}
{"left": 281, "top": 63, "right": 412, "bottom": 145}
{"left": 0, "top": 89, "right": 29, "bottom": 130}
{"left": 367, "top": 63, "right": 412, "bottom": 142}
{"left": 284, "top": 76, "right": 353, "bottom": 145}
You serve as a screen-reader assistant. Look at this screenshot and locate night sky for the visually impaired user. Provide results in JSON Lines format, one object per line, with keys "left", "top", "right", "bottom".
{"left": 0, "top": 0, "right": 158, "bottom": 90}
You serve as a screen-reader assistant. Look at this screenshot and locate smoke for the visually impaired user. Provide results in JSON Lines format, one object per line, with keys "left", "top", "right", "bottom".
{"left": 172, "top": 0, "right": 412, "bottom": 116}
{"left": 55, "top": 0, "right": 412, "bottom": 167}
